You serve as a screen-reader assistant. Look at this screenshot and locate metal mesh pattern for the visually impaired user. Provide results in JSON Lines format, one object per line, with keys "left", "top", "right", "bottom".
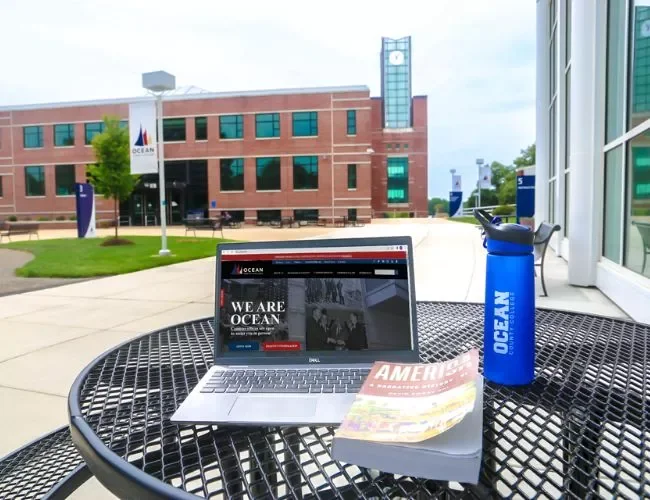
{"left": 0, "top": 426, "right": 84, "bottom": 499}
{"left": 71, "top": 302, "right": 650, "bottom": 499}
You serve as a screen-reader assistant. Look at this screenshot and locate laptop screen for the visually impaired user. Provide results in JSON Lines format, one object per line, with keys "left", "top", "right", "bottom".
{"left": 217, "top": 243, "right": 413, "bottom": 356}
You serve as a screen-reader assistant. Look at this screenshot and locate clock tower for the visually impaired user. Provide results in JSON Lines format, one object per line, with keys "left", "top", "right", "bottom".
{"left": 380, "top": 36, "right": 412, "bottom": 129}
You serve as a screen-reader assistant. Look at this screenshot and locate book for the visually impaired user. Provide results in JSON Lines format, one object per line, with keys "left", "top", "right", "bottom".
{"left": 331, "top": 349, "right": 483, "bottom": 484}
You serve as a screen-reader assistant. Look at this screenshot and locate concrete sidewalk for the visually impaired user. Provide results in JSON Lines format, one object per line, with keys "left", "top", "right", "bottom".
{"left": 0, "top": 219, "right": 626, "bottom": 498}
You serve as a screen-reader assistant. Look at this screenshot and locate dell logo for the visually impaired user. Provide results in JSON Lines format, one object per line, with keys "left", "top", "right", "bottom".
{"left": 308, "top": 358, "right": 321, "bottom": 363}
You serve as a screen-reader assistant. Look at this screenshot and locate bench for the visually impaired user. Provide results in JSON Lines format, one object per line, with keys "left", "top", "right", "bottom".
{"left": 184, "top": 218, "right": 223, "bottom": 238}
{"left": 534, "top": 222, "right": 561, "bottom": 297}
{"left": 631, "top": 221, "right": 650, "bottom": 274}
{"left": 0, "top": 222, "right": 39, "bottom": 244}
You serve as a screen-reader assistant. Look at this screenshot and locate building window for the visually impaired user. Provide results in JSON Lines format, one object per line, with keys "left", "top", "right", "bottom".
{"left": 256, "top": 113, "right": 280, "bottom": 138}
{"left": 55, "top": 165, "right": 76, "bottom": 196}
{"left": 163, "top": 118, "right": 186, "bottom": 141}
{"left": 293, "top": 156, "right": 318, "bottom": 190}
{"left": 606, "top": 0, "right": 626, "bottom": 141}
{"left": 23, "top": 126, "right": 43, "bottom": 148}
{"left": 347, "top": 164, "right": 357, "bottom": 189}
{"left": 630, "top": 3, "right": 650, "bottom": 126}
{"left": 257, "top": 210, "right": 281, "bottom": 223}
{"left": 347, "top": 110, "right": 357, "bottom": 135}
{"left": 387, "top": 157, "right": 408, "bottom": 203}
{"left": 294, "top": 209, "right": 319, "bottom": 222}
{"left": 256, "top": 157, "right": 281, "bottom": 190}
{"left": 85, "top": 122, "right": 104, "bottom": 145}
{"left": 54, "top": 124, "right": 75, "bottom": 147}
{"left": 603, "top": 146, "right": 623, "bottom": 263}
{"left": 625, "top": 134, "right": 650, "bottom": 277}
{"left": 220, "top": 158, "right": 244, "bottom": 191}
{"left": 219, "top": 115, "right": 243, "bottom": 139}
{"left": 119, "top": 120, "right": 128, "bottom": 129}
{"left": 292, "top": 111, "right": 318, "bottom": 137}
{"left": 348, "top": 208, "right": 357, "bottom": 221}
{"left": 25, "top": 166, "right": 45, "bottom": 197}
{"left": 195, "top": 117, "right": 207, "bottom": 141}
{"left": 0, "top": 176, "right": 3, "bottom": 197}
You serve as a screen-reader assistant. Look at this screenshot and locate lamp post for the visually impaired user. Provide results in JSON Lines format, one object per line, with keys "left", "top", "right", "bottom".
{"left": 476, "top": 158, "right": 484, "bottom": 209}
{"left": 143, "top": 71, "right": 176, "bottom": 256}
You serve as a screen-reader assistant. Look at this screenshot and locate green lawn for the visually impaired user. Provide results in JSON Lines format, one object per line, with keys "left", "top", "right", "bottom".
{"left": 1, "top": 236, "right": 232, "bottom": 278}
{"left": 448, "top": 216, "right": 479, "bottom": 225}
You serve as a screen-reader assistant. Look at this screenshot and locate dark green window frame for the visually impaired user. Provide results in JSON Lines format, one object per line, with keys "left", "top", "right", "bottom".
{"left": 54, "top": 124, "right": 75, "bottom": 147}
{"left": 195, "top": 117, "right": 208, "bottom": 141}
{"left": 292, "top": 111, "right": 318, "bottom": 137}
{"left": 163, "top": 118, "right": 186, "bottom": 141}
{"left": 257, "top": 209, "right": 281, "bottom": 222}
{"left": 0, "top": 176, "right": 3, "bottom": 197}
{"left": 119, "top": 120, "right": 128, "bottom": 129}
{"left": 293, "top": 156, "right": 318, "bottom": 190}
{"left": 387, "top": 157, "right": 409, "bottom": 204}
{"left": 220, "top": 158, "right": 244, "bottom": 191}
{"left": 23, "top": 126, "right": 43, "bottom": 148}
{"left": 85, "top": 122, "right": 104, "bottom": 145}
{"left": 256, "top": 157, "right": 281, "bottom": 190}
{"left": 256, "top": 113, "right": 280, "bottom": 138}
{"left": 219, "top": 115, "right": 243, "bottom": 139}
{"left": 347, "top": 110, "right": 357, "bottom": 135}
{"left": 55, "top": 164, "right": 76, "bottom": 196}
{"left": 347, "top": 164, "right": 357, "bottom": 189}
{"left": 294, "top": 209, "right": 319, "bottom": 221}
{"left": 25, "top": 165, "right": 45, "bottom": 197}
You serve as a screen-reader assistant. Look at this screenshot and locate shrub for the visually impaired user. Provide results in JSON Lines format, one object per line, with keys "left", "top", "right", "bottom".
{"left": 7, "top": 215, "right": 18, "bottom": 222}
{"left": 385, "top": 211, "right": 410, "bottom": 218}
{"left": 69, "top": 215, "right": 77, "bottom": 221}
{"left": 38, "top": 216, "right": 50, "bottom": 221}
{"left": 56, "top": 216, "right": 66, "bottom": 221}
{"left": 435, "top": 203, "right": 445, "bottom": 214}
{"left": 493, "top": 205, "right": 514, "bottom": 216}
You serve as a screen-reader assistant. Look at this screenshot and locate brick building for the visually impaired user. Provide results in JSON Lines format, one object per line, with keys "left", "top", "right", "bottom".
{"left": 0, "top": 37, "right": 427, "bottom": 225}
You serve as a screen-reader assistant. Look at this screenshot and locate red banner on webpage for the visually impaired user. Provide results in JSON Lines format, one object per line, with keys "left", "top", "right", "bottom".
{"left": 262, "top": 341, "right": 302, "bottom": 351}
{"left": 222, "top": 251, "right": 407, "bottom": 261}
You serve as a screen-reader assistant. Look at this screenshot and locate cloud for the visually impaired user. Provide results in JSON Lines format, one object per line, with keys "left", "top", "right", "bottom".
{"left": 1, "top": 0, "right": 535, "bottom": 199}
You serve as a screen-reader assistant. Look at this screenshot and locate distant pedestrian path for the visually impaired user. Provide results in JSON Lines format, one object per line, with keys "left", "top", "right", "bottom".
{"left": 0, "top": 249, "right": 85, "bottom": 297}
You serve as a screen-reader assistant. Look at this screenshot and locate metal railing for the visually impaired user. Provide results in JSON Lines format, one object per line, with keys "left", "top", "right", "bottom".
{"left": 459, "top": 204, "right": 515, "bottom": 217}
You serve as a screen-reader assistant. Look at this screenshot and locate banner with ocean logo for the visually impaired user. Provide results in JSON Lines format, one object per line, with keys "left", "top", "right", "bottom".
{"left": 129, "top": 101, "right": 158, "bottom": 174}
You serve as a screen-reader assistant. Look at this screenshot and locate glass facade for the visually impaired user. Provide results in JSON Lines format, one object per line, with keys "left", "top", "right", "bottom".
{"left": 54, "top": 124, "right": 74, "bottom": 147}
{"left": 220, "top": 158, "right": 244, "bottom": 191}
{"left": 630, "top": 2, "right": 650, "bottom": 124}
{"left": 294, "top": 209, "right": 319, "bottom": 221}
{"left": 626, "top": 133, "right": 650, "bottom": 277}
{"left": 219, "top": 115, "right": 243, "bottom": 139}
{"left": 256, "top": 113, "right": 280, "bottom": 138}
{"left": 256, "top": 157, "right": 281, "bottom": 190}
{"left": 163, "top": 118, "right": 186, "bottom": 141}
{"left": 386, "top": 157, "right": 409, "bottom": 203}
{"left": 347, "top": 110, "right": 357, "bottom": 135}
{"left": 347, "top": 163, "right": 357, "bottom": 189}
{"left": 603, "top": 146, "right": 624, "bottom": 263}
{"left": 23, "top": 126, "right": 43, "bottom": 148}
{"left": 55, "top": 164, "right": 75, "bottom": 196}
{"left": 25, "top": 166, "right": 45, "bottom": 197}
{"left": 381, "top": 37, "right": 412, "bottom": 129}
{"left": 257, "top": 210, "right": 281, "bottom": 223}
{"left": 293, "top": 156, "right": 318, "bottom": 190}
{"left": 85, "top": 122, "right": 104, "bottom": 145}
{"left": 195, "top": 117, "right": 207, "bottom": 140}
{"left": 292, "top": 112, "right": 318, "bottom": 137}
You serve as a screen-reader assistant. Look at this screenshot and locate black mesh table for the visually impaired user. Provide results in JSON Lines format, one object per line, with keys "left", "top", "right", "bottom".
{"left": 68, "top": 302, "right": 650, "bottom": 499}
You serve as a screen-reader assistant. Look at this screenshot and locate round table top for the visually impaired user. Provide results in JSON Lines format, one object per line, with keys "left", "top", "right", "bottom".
{"left": 68, "top": 302, "right": 650, "bottom": 499}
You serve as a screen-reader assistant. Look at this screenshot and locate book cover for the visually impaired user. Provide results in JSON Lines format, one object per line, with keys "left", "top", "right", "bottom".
{"left": 334, "top": 349, "right": 479, "bottom": 443}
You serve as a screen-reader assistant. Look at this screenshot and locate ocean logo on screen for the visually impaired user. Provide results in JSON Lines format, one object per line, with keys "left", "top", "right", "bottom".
{"left": 231, "top": 264, "right": 263, "bottom": 275}
{"left": 134, "top": 125, "right": 151, "bottom": 146}
{"left": 232, "top": 264, "right": 242, "bottom": 275}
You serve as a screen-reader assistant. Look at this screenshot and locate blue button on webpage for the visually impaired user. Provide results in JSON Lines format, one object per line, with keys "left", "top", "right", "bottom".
{"left": 228, "top": 341, "right": 259, "bottom": 351}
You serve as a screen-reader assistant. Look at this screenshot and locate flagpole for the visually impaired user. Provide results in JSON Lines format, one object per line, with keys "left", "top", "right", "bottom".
{"left": 476, "top": 158, "right": 484, "bottom": 209}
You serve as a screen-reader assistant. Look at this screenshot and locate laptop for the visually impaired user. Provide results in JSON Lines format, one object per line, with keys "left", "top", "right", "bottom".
{"left": 170, "top": 236, "right": 419, "bottom": 426}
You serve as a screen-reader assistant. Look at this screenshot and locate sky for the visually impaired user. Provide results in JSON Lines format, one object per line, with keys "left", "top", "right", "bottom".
{"left": 1, "top": 0, "right": 536, "bottom": 199}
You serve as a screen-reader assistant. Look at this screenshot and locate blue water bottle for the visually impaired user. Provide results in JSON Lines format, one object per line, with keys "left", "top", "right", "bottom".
{"left": 474, "top": 209, "right": 535, "bottom": 385}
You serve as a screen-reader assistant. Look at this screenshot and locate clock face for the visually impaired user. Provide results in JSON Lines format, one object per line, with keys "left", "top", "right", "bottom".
{"left": 642, "top": 20, "right": 650, "bottom": 38}
{"left": 389, "top": 50, "right": 405, "bottom": 65}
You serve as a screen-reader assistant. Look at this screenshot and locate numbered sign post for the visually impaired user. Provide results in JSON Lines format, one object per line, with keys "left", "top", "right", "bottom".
{"left": 75, "top": 183, "right": 97, "bottom": 238}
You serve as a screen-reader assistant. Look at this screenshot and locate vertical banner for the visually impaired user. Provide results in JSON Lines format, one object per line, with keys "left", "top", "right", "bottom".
{"left": 75, "top": 183, "right": 96, "bottom": 238}
{"left": 449, "top": 191, "right": 463, "bottom": 218}
{"left": 479, "top": 166, "right": 492, "bottom": 188}
{"left": 129, "top": 101, "right": 158, "bottom": 174}
{"left": 452, "top": 175, "right": 462, "bottom": 191}
{"left": 516, "top": 171, "right": 535, "bottom": 223}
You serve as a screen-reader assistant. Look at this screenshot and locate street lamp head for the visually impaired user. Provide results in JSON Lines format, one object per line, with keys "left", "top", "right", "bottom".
{"left": 450, "top": 169, "right": 456, "bottom": 174}
{"left": 142, "top": 71, "right": 176, "bottom": 92}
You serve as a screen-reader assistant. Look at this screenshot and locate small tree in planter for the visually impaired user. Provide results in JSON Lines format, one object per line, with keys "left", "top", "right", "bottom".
{"left": 87, "top": 116, "right": 139, "bottom": 243}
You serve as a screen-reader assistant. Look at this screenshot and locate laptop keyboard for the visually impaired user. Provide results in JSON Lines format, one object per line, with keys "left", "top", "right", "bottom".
{"left": 200, "top": 368, "right": 370, "bottom": 394}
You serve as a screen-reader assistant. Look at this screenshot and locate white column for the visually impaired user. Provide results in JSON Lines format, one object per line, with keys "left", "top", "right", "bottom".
{"left": 535, "top": 0, "right": 550, "bottom": 225}
{"left": 567, "top": 0, "right": 600, "bottom": 285}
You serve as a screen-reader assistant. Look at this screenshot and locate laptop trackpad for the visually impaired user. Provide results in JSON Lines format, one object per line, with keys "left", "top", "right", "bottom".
{"left": 228, "top": 397, "right": 318, "bottom": 418}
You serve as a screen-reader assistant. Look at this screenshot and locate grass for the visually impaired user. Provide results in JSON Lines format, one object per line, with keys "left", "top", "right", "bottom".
{"left": 447, "top": 216, "right": 479, "bottom": 225}
{"left": 2, "top": 236, "right": 232, "bottom": 278}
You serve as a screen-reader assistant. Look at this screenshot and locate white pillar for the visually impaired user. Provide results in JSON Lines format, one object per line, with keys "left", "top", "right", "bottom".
{"left": 567, "top": 0, "right": 599, "bottom": 285}
{"left": 535, "top": 0, "right": 550, "bottom": 226}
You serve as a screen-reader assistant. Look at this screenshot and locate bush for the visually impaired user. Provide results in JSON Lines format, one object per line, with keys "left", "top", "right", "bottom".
{"left": 38, "top": 216, "right": 50, "bottom": 221}
{"left": 69, "top": 215, "right": 77, "bottom": 221}
{"left": 385, "top": 212, "right": 410, "bottom": 218}
{"left": 56, "top": 216, "right": 66, "bottom": 221}
{"left": 8, "top": 215, "right": 18, "bottom": 222}
{"left": 435, "top": 203, "right": 445, "bottom": 214}
{"left": 493, "top": 205, "right": 514, "bottom": 216}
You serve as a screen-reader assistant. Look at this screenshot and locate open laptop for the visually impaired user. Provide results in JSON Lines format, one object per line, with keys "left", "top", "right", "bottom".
{"left": 170, "top": 236, "right": 419, "bottom": 426}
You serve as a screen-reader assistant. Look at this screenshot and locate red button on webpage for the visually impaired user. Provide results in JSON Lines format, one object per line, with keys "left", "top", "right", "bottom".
{"left": 262, "top": 341, "right": 301, "bottom": 351}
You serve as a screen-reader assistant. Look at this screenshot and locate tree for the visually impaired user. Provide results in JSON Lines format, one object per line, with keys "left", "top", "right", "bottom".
{"left": 87, "top": 116, "right": 139, "bottom": 239}
{"left": 513, "top": 144, "right": 536, "bottom": 169}
{"left": 428, "top": 197, "right": 449, "bottom": 215}
{"left": 465, "top": 189, "right": 498, "bottom": 209}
